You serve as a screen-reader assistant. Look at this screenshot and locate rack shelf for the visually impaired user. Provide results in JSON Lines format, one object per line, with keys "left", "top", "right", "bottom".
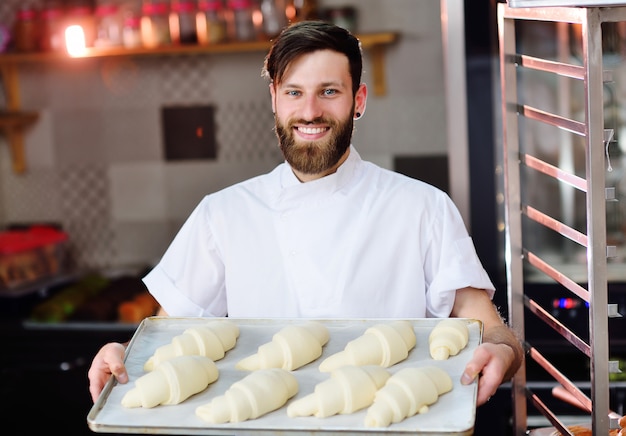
{"left": 0, "top": 32, "right": 398, "bottom": 174}
{"left": 498, "top": 4, "right": 623, "bottom": 435}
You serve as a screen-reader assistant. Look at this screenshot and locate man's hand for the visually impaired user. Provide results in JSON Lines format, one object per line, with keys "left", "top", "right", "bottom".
{"left": 451, "top": 287, "right": 523, "bottom": 407}
{"left": 460, "top": 341, "right": 516, "bottom": 406}
{"left": 87, "top": 342, "right": 128, "bottom": 403}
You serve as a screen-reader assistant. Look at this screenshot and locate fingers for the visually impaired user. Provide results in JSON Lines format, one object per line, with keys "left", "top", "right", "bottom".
{"left": 88, "top": 342, "right": 128, "bottom": 403}
{"left": 474, "top": 369, "right": 500, "bottom": 406}
{"left": 461, "top": 343, "right": 490, "bottom": 385}
{"left": 461, "top": 343, "right": 508, "bottom": 406}
{"left": 88, "top": 374, "right": 104, "bottom": 404}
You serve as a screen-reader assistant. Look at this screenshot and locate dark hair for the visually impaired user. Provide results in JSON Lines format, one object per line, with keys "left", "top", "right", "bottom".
{"left": 262, "top": 21, "right": 363, "bottom": 96}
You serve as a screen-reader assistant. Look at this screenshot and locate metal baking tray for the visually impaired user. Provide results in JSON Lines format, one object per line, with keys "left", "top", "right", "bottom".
{"left": 88, "top": 317, "right": 482, "bottom": 435}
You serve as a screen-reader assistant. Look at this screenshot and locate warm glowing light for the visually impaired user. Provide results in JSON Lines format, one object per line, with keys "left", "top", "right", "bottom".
{"left": 252, "top": 10, "right": 263, "bottom": 28}
{"left": 65, "top": 25, "right": 86, "bottom": 56}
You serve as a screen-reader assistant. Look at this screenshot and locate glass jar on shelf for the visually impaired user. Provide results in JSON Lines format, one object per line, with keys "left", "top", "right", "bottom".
{"left": 13, "top": 3, "right": 40, "bottom": 52}
{"left": 196, "top": 0, "right": 227, "bottom": 44}
{"left": 65, "top": 1, "right": 97, "bottom": 48}
{"left": 122, "top": 12, "right": 142, "bottom": 48}
{"left": 290, "top": 0, "right": 318, "bottom": 22}
{"left": 39, "top": 1, "right": 66, "bottom": 52}
{"left": 94, "top": 2, "right": 123, "bottom": 48}
{"left": 225, "top": 0, "right": 257, "bottom": 42}
{"left": 260, "top": 0, "right": 286, "bottom": 39}
{"left": 140, "top": 0, "right": 171, "bottom": 48}
{"left": 326, "top": 6, "right": 356, "bottom": 33}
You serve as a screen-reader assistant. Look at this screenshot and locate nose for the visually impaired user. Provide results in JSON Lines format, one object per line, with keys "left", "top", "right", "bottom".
{"left": 300, "top": 95, "right": 324, "bottom": 121}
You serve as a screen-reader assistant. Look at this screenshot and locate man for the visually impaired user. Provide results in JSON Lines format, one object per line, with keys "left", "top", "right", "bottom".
{"left": 88, "top": 20, "right": 523, "bottom": 408}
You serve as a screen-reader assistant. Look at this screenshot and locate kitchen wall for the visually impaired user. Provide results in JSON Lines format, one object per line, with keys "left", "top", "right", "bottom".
{"left": 0, "top": 0, "right": 448, "bottom": 273}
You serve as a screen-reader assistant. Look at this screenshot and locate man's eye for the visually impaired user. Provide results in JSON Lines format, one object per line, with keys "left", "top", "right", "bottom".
{"left": 323, "top": 89, "right": 337, "bottom": 96}
{"left": 287, "top": 90, "right": 300, "bottom": 96}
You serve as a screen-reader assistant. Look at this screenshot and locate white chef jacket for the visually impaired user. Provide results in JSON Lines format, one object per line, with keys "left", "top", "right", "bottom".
{"left": 143, "top": 146, "right": 495, "bottom": 319}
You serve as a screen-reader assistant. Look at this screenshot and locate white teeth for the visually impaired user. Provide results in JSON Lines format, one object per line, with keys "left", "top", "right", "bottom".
{"left": 298, "top": 126, "right": 325, "bottom": 134}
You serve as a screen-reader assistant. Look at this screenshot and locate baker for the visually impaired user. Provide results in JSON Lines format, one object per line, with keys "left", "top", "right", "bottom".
{"left": 88, "top": 20, "right": 524, "bottom": 409}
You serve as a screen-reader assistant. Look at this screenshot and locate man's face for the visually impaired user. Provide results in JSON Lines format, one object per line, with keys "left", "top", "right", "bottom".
{"left": 270, "top": 50, "right": 364, "bottom": 178}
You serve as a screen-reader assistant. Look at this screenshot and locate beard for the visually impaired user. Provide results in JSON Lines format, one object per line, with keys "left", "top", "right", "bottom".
{"left": 275, "top": 112, "right": 354, "bottom": 175}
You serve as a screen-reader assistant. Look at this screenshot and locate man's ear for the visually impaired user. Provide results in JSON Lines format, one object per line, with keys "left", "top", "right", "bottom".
{"left": 354, "top": 83, "right": 368, "bottom": 119}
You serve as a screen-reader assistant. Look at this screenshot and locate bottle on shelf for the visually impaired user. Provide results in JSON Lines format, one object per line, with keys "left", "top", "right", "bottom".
{"left": 170, "top": 0, "right": 199, "bottom": 44}
{"left": 196, "top": 0, "right": 227, "bottom": 44}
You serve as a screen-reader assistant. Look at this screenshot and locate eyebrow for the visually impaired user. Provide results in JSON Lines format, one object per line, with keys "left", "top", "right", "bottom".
{"left": 320, "top": 80, "right": 347, "bottom": 89}
{"left": 280, "top": 80, "right": 347, "bottom": 89}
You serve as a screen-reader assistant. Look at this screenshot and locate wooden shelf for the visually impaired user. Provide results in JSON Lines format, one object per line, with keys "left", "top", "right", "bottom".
{"left": 0, "top": 111, "right": 38, "bottom": 128}
{"left": 0, "top": 33, "right": 397, "bottom": 95}
{"left": 0, "top": 32, "right": 398, "bottom": 174}
{"left": 0, "top": 32, "right": 397, "bottom": 61}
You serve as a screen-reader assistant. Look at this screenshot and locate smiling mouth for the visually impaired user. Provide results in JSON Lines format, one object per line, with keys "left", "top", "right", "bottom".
{"left": 296, "top": 126, "right": 328, "bottom": 135}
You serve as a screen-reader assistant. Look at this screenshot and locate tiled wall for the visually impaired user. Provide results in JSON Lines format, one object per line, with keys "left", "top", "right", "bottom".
{"left": 0, "top": 0, "right": 448, "bottom": 272}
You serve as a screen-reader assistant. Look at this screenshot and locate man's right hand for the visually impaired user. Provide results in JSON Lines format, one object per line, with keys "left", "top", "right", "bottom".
{"left": 88, "top": 342, "right": 128, "bottom": 403}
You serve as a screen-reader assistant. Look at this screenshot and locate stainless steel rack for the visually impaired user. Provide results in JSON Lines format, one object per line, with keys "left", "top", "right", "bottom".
{"left": 498, "top": 3, "right": 623, "bottom": 434}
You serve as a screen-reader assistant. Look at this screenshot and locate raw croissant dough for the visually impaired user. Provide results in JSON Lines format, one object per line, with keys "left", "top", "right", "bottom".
{"left": 319, "top": 320, "right": 416, "bottom": 372}
{"left": 236, "top": 321, "right": 329, "bottom": 371}
{"left": 195, "top": 368, "right": 299, "bottom": 423}
{"left": 144, "top": 319, "right": 240, "bottom": 371}
{"left": 364, "top": 366, "right": 453, "bottom": 427}
{"left": 287, "top": 365, "right": 391, "bottom": 418}
{"left": 429, "top": 319, "right": 469, "bottom": 360}
{"left": 121, "top": 355, "right": 219, "bottom": 408}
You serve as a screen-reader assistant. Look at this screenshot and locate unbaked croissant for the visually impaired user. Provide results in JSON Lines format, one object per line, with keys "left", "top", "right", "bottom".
{"left": 428, "top": 319, "right": 469, "bottom": 360}
{"left": 195, "top": 368, "right": 298, "bottom": 423}
{"left": 364, "top": 366, "right": 452, "bottom": 427}
{"left": 144, "top": 319, "right": 240, "bottom": 371}
{"left": 121, "top": 355, "right": 219, "bottom": 408}
{"left": 235, "top": 321, "right": 329, "bottom": 371}
{"left": 319, "top": 320, "right": 416, "bottom": 372}
{"left": 287, "top": 365, "right": 391, "bottom": 418}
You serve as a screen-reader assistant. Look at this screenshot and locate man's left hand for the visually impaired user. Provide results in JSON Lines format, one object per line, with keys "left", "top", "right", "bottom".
{"left": 461, "top": 341, "right": 516, "bottom": 406}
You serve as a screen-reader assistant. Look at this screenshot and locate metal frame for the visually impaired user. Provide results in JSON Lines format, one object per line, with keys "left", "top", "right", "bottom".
{"left": 498, "top": 3, "right": 622, "bottom": 435}
{"left": 441, "top": 0, "right": 471, "bottom": 227}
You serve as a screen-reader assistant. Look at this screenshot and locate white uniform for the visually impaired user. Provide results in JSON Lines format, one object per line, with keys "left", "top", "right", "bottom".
{"left": 144, "top": 146, "right": 494, "bottom": 319}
